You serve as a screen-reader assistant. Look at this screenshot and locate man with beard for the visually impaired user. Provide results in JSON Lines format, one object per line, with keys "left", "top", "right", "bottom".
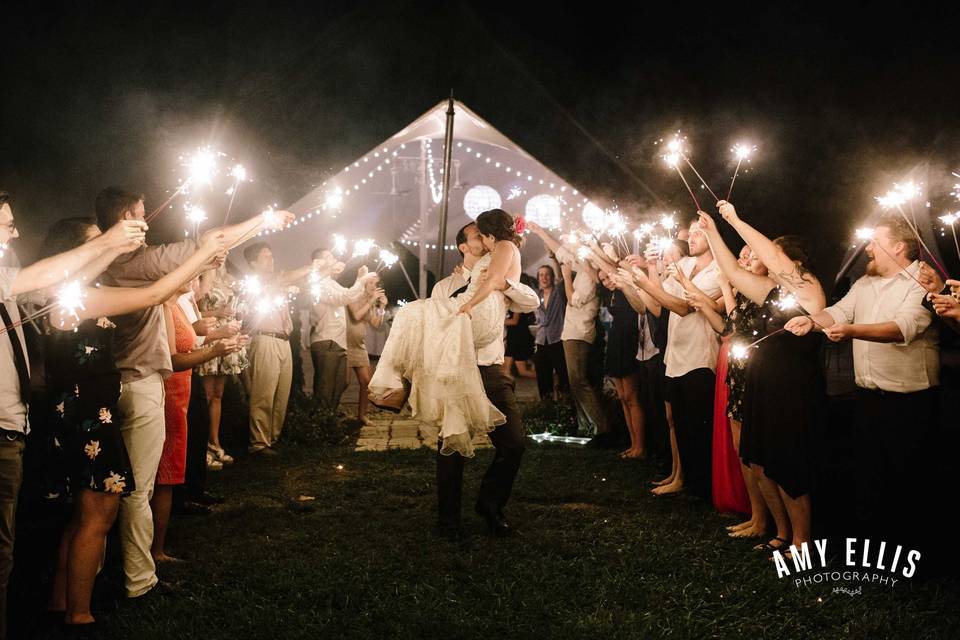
{"left": 786, "top": 216, "right": 938, "bottom": 549}
{"left": 430, "top": 221, "right": 539, "bottom": 539}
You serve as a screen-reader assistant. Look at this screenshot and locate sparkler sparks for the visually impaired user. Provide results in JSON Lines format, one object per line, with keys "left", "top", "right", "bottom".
{"left": 229, "top": 164, "right": 248, "bottom": 182}
{"left": 184, "top": 147, "right": 218, "bottom": 188}
{"left": 732, "top": 143, "right": 755, "bottom": 161}
{"left": 324, "top": 187, "right": 344, "bottom": 210}
{"left": 332, "top": 234, "right": 348, "bottom": 256}
{"left": 855, "top": 227, "right": 875, "bottom": 242}
{"left": 240, "top": 275, "right": 263, "bottom": 297}
{"left": 730, "top": 343, "right": 750, "bottom": 361}
{"left": 185, "top": 204, "right": 208, "bottom": 226}
{"left": 576, "top": 246, "right": 592, "bottom": 262}
{"left": 656, "top": 237, "right": 675, "bottom": 254}
{"left": 56, "top": 281, "right": 86, "bottom": 321}
{"left": 660, "top": 214, "right": 676, "bottom": 232}
{"left": 352, "top": 238, "right": 376, "bottom": 259}
{"left": 377, "top": 249, "right": 399, "bottom": 269}
{"left": 777, "top": 293, "right": 799, "bottom": 311}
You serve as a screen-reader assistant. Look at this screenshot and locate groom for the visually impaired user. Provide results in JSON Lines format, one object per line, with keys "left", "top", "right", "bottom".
{"left": 430, "top": 220, "right": 540, "bottom": 539}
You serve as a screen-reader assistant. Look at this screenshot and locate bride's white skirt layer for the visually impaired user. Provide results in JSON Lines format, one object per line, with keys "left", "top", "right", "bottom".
{"left": 369, "top": 295, "right": 505, "bottom": 458}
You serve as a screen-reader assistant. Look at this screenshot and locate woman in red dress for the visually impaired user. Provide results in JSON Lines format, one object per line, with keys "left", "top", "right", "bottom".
{"left": 151, "top": 282, "right": 243, "bottom": 562}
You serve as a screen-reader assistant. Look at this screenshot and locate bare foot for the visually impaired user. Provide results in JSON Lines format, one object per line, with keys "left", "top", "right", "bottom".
{"left": 729, "top": 525, "right": 767, "bottom": 539}
{"left": 726, "top": 519, "right": 753, "bottom": 532}
{"left": 651, "top": 472, "right": 675, "bottom": 486}
{"left": 651, "top": 479, "right": 684, "bottom": 495}
{"left": 153, "top": 554, "right": 184, "bottom": 564}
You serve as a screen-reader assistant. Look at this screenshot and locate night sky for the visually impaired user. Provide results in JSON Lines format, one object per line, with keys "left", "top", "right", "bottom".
{"left": 3, "top": 1, "right": 960, "bottom": 285}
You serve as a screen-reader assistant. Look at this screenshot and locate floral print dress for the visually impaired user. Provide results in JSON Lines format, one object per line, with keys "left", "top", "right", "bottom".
{"left": 721, "top": 292, "right": 764, "bottom": 423}
{"left": 196, "top": 282, "right": 249, "bottom": 376}
{"left": 45, "top": 316, "right": 135, "bottom": 496}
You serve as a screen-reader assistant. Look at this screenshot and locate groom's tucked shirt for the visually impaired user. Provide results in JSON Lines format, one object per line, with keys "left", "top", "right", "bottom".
{"left": 432, "top": 265, "right": 539, "bottom": 366}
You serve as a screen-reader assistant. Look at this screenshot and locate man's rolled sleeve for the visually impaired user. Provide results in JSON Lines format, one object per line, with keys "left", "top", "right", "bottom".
{"left": 892, "top": 292, "right": 933, "bottom": 346}
{"left": 824, "top": 283, "right": 859, "bottom": 326}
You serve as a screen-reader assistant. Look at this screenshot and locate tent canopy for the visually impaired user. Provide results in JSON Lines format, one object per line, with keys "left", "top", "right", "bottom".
{"left": 253, "top": 100, "right": 595, "bottom": 293}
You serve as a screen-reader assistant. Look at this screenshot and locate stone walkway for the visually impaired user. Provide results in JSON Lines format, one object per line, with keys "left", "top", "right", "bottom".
{"left": 316, "top": 352, "right": 540, "bottom": 452}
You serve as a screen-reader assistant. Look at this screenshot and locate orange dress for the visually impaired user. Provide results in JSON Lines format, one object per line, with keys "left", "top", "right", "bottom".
{"left": 156, "top": 304, "right": 196, "bottom": 485}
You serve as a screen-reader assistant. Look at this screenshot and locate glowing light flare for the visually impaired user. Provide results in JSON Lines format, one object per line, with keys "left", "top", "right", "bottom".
{"left": 582, "top": 202, "right": 606, "bottom": 231}
{"left": 855, "top": 227, "right": 875, "bottom": 242}
{"left": 732, "top": 143, "right": 756, "bottom": 161}
{"left": 332, "top": 234, "right": 348, "bottom": 256}
{"left": 229, "top": 164, "right": 248, "bottom": 182}
{"left": 660, "top": 214, "right": 677, "bottom": 232}
{"left": 56, "top": 281, "right": 86, "bottom": 321}
{"left": 662, "top": 152, "right": 681, "bottom": 168}
{"left": 604, "top": 211, "right": 627, "bottom": 237}
{"left": 777, "top": 293, "right": 799, "bottom": 311}
{"left": 730, "top": 343, "right": 750, "bottom": 360}
{"left": 378, "top": 249, "right": 399, "bottom": 268}
{"left": 939, "top": 213, "right": 959, "bottom": 226}
{"left": 184, "top": 147, "right": 218, "bottom": 187}
{"left": 576, "top": 246, "right": 592, "bottom": 261}
{"left": 325, "top": 187, "right": 344, "bottom": 210}
{"left": 875, "top": 182, "right": 921, "bottom": 209}
{"left": 656, "top": 237, "right": 675, "bottom": 254}
{"left": 352, "top": 238, "right": 375, "bottom": 259}
{"left": 185, "top": 204, "right": 208, "bottom": 226}
{"left": 241, "top": 275, "right": 263, "bottom": 297}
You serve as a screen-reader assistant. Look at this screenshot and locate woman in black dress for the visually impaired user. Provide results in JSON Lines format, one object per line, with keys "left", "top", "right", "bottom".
{"left": 39, "top": 218, "right": 224, "bottom": 628}
{"left": 503, "top": 310, "right": 536, "bottom": 379}
{"left": 698, "top": 202, "right": 826, "bottom": 558}
{"left": 598, "top": 269, "right": 645, "bottom": 458}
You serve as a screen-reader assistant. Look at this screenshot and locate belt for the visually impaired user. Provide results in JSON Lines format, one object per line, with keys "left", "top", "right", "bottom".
{"left": 0, "top": 429, "right": 25, "bottom": 442}
{"left": 253, "top": 331, "right": 289, "bottom": 341}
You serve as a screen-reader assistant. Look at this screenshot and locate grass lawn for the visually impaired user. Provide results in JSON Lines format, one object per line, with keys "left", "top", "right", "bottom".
{"left": 59, "top": 431, "right": 959, "bottom": 640}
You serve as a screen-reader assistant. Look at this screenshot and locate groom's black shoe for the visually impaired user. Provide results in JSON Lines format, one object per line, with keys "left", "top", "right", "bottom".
{"left": 435, "top": 522, "right": 463, "bottom": 542}
{"left": 475, "top": 501, "right": 514, "bottom": 537}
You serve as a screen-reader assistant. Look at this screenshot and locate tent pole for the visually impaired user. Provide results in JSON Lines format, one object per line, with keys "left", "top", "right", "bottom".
{"left": 418, "top": 140, "right": 429, "bottom": 298}
{"left": 435, "top": 95, "right": 456, "bottom": 279}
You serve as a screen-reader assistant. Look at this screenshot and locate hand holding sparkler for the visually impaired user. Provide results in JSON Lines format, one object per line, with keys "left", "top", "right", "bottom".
{"left": 929, "top": 293, "right": 960, "bottom": 319}
{"left": 717, "top": 200, "right": 740, "bottom": 224}
{"left": 821, "top": 323, "right": 853, "bottom": 343}
{"left": 917, "top": 262, "right": 945, "bottom": 294}
{"left": 948, "top": 279, "right": 960, "bottom": 297}
{"left": 103, "top": 219, "right": 148, "bottom": 253}
{"left": 784, "top": 315, "right": 825, "bottom": 337}
{"left": 212, "top": 336, "right": 244, "bottom": 358}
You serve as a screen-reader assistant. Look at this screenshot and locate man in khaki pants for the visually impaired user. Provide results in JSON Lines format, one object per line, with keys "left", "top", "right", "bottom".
{"left": 241, "top": 242, "right": 318, "bottom": 454}
{"left": 95, "top": 188, "right": 291, "bottom": 597}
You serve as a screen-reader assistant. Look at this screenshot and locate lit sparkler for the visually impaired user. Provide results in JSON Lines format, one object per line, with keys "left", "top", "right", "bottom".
{"left": 352, "top": 238, "right": 376, "bottom": 259}
{"left": 332, "top": 234, "right": 348, "bottom": 256}
{"left": 56, "top": 281, "right": 86, "bottom": 322}
{"left": 939, "top": 212, "right": 960, "bottom": 262}
{"left": 730, "top": 343, "right": 750, "bottom": 361}
{"left": 376, "top": 249, "right": 399, "bottom": 272}
{"left": 728, "top": 143, "right": 756, "bottom": 199}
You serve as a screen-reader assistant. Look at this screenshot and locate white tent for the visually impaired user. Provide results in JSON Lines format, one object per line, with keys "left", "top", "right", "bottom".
{"left": 254, "top": 99, "right": 597, "bottom": 297}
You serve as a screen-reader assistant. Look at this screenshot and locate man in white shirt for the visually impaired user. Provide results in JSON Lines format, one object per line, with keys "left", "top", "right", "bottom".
{"left": 432, "top": 222, "right": 540, "bottom": 540}
{"left": 306, "top": 248, "right": 379, "bottom": 410}
{"left": 526, "top": 222, "right": 608, "bottom": 439}
{"left": 786, "top": 216, "right": 938, "bottom": 545}
{"left": 632, "top": 219, "right": 721, "bottom": 500}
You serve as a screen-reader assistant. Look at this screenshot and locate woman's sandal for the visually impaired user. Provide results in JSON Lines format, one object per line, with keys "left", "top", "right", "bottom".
{"left": 753, "top": 536, "right": 790, "bottom": 552}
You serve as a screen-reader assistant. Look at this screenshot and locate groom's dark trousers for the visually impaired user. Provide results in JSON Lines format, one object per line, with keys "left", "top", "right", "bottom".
{"left": 437, "top": 365, "right": 526, "bottom": 528}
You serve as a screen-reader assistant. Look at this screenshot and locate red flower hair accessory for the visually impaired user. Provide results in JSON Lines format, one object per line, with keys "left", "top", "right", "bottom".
{"left": 514, "top": 216, "right": 526, "bottom": 235}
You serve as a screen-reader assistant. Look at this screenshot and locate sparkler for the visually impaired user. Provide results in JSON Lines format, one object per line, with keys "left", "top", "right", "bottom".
{"left": 185, "top": 203, "right": 208, "bottom": 237}
{"left": 146, "top": 146, "right": 221, "bottom": 223}
{"left": 660, "top": 214, "right": 677, "bottom": 234}
{"left": 662, "top": 146, "right": 701, "bottom": 210}
{"left": 939, "top": 213, "right": 960, "bottom": 262}
{"left": 324, "top": 187, "right": 344, "bottom": 211}
{"left": 224, "top": 164, "right": 249, "bottom": 224}
{"left": 730, "top": 343, "right": 750, "bottom": 361}
{"left": 728, "top": 143, "right": 755, "bottom": 200}
{"left": 352, "top": 238, "right": 376, "bottom": 259}
{"left": 0, "top": 279, "right": 88, "bottom": 335}
{"left": 332, "top": 234, "right": 348, "bottom": 256}
{"left": 376, "top": 248, "right": 399, "bottom": 272}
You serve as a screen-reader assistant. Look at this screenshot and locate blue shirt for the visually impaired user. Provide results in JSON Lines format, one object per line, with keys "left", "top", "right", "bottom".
{"left": 534, "top": 284, "right": 567, "bottom": 346}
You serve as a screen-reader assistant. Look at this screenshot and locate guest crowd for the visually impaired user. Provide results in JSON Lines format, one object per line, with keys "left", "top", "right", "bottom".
{"left": 0, "top": 183, "right": 958, "bottom": 636}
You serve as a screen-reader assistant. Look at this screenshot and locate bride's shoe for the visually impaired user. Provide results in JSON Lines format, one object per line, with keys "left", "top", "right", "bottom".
{"left": 369, "top": 382, "right": 410, "bottom": 413}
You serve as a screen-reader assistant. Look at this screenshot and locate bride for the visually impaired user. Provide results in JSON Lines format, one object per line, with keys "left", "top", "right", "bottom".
{"left": 369, "top": 209, "right": 523, "bottom": 457}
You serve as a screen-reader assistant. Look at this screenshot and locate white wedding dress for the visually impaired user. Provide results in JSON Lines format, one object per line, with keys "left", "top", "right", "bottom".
{"left": 369, "top": 252, "right": 507, "bottom": 457}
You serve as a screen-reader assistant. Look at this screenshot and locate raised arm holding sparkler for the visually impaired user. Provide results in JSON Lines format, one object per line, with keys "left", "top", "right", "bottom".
{"left": 715, "top": 201, "right": 826, "bottom": 314}
{"left": 45, "top": 229, "right": 228, "bottom": 330}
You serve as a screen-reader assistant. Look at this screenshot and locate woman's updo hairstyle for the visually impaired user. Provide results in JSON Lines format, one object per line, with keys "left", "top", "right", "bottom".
{"left": 475, "top": 209, "right": 522, "bottom": 248}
